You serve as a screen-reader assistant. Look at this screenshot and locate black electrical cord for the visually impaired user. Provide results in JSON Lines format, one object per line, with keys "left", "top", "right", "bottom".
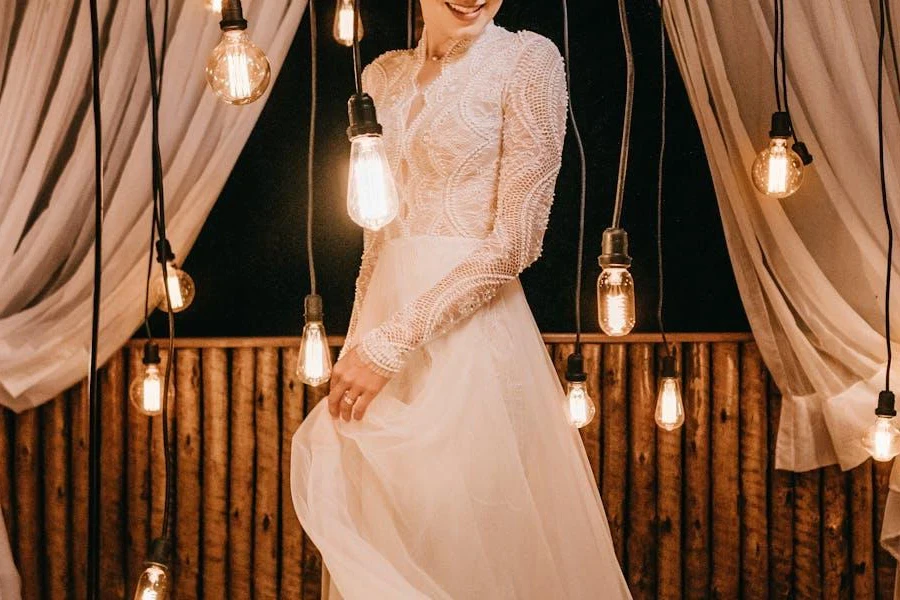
{"left": 407, "top": 0, "right": 415, "bottom": 50}
{"left": 657, "top": 0, "right": 670, "bottom": 357}
{"left": 144, "top": 0, "right": 177, "bottom": 543}
{"left": 307, "top": 0, "right": 319, "bottom": 295}
{"left": 561, "top": 0, "right": 587, "bottom": 352}
{"left": 878, "top": 0, "right": 894, "bottom": 391}
{"left": 352, "top": 0, "right": 363, "bottom": 94}
{"left": 86, "top": 0, "right": 104, "bottom": 596}
{"left": 773, "top": 0, "right": 782, "bottom": 111}
{"left": 611, "top": 0, "right": 634, "bottom": 229}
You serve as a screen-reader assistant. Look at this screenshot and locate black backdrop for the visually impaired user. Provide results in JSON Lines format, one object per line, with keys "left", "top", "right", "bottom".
{"left": 145, "top": 0, "right": 749, "bottom": 339}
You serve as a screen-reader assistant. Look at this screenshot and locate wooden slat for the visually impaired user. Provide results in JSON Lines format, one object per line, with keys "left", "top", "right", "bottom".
{"left": 582, "top": 344, "right": 602, "bottom": 484}
{"left": 627, "top": 343, "right": 657, "bottom": 599}
{"left": 15, "top": 406, "right": 42, "bottom": 600}
{"left": 230, "top": 347, "right": 256, "bottom": 600}
{"left": 823, "top": 465, "right": 851, "bottom": 600}
{"left": 769, "top": 382, "right": 796, "bottom": 600}
{"left": 70, "top": 381, "right": 89, "bottom": 600}
{"left": 202, "top": 347, "right": 230, "bottom": 599}
{"left": 602, "top": 343, "right": 628, "bottom": 567}
{"left": 255, "top": 348, "right": 281, "bottom": 599}
{"left": 794, "top": 469, "right": 823, "bottom": 599}
{"left": 850, "top": 461, "right": 875, "bottom": 599}
{"left": 739, "top": 342, "right": 768, "bottom": 599}
{"left": 0, "top": 409, "right": 14, "bottom": 563}
{"left": 176, "top": 348, "right": 203, "bottom": 599}
{"left": 683, "top": 343, "right": 710, "bottom": 600}
{"left": 281, "top": 347, "right": 306, "bottom": 599}
{"left": 42, "top": 394, "right": 70, "bottom": 600}
{"left": 656, "top": 343, "right": 682, "bottom": 600}
{"left": 126, "top": 348, "right": 152, "bottom": 589}
{"left": 711, "top": 343, "right": 739, "bottom": 599}
{"left": 874, "top": 460, "right": 895, "bottom": 599}
{"left": 100, "top": 352, "right": 127, "bottom": 599}
{"left": 303, "top": 379, "right": 330, "bottom": 600}
{"left": 150, "top": 348, "right": 175, "bottom": 537}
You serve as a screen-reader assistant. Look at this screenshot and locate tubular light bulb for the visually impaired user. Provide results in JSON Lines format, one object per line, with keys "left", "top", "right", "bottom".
{"left": 862, "top": 416, "right": 900, "bottom": 462}
{"left": 655, "top": 356, "right": 684, "bottom": 431}
{"left": 597, "top": 267, "right": 636, "bottom": 336}
{"left": 566, "top": 381, "right": 596, "bottom": 428}
{"left": 206, "top": 30, "right": 271, "bottom": 105}
{"left": 154, "top": 261, "right": 195, "bottom": 313}
{"left": 347, "top": 134, "right": 399, "bottom": 230}
{"left": 133, "top": 564, "right": 169, "bottom": 600}
{"left": 333, "top": 0, "right": 364, "bottom": 46}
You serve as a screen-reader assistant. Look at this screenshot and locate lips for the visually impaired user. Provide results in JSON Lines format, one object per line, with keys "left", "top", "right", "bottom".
{"left": 445, "top": 2, "right": 485, "bottom": 20}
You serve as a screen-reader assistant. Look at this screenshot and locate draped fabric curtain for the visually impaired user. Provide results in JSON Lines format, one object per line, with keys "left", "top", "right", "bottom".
{"left": 0, "top": 0, "right": 306, "bottom": 593}
{"left": 664, "top": 0, "right": 900, "bottom": 572}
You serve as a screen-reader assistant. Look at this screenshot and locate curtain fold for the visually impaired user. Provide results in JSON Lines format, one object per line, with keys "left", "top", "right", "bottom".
{"left": 0, "top": 0, "right": 306, "bottom": 592}
{"left": 665, "top": 0, "right": 900, "bottom": 570}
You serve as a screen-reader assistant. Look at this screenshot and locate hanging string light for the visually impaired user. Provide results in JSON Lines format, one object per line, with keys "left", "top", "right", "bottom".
{"left": 559, "top": 0, "right": 595, "bottom": 428}
{"left": 134, "top": 0, "right": 178, "bottom": 596}
{"left": 751, "top": 0, "right": 813, "bottom": 199}
{"left": 653, "top": 0, "right": 684, "bottom": 432}
{"left": 153, "top": 240, "right": 196, "bottom": 313}
{"left": 206, "top": 0, "right": 271, "bottom": 105}
{"left": 345, "top": 0, "right": 400, "bottom": 231}
{"left": 297, "top": 0, "right": 334, "bottom": 387}
{"left": 862, "top": 0, "right": 900, "bottom": 463}
{"left": 597, "top": 0, "right": 636, "bottom": 337}
{"left": 333, "top": 0, "right": 364, "bottom": 47}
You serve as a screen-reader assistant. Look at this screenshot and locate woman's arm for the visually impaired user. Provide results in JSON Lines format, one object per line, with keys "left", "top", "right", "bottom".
{"left": 356, "top": 34, "right": 568, "bottom": 377}
{"left": 340, "top": 228, "right": 384, "bottom": 360}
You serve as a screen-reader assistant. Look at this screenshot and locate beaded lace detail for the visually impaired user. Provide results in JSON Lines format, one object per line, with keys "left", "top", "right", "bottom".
{"left": 343, "top": 23, "right": 568, "bottom": 376}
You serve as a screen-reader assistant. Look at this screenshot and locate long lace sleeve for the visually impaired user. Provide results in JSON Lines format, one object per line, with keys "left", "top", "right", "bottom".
{"left": 356, "top": 35, "right": 567, "bottom": 376}
{"left": 340, "top": 228, "right": 384, "bottom": 360}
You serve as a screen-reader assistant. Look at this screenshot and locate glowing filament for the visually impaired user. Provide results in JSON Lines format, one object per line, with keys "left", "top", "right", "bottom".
{"left": 142, "top": 366, "right": 162, "bottom": 414}
{"left": 347, "top": 135, "right": 399, "bottom": 230}
{"left": 298, "top": 322, "right": 332, "bottom": 386}
{"left": 567, "top": 382, "right": 595, "bottom": 428}
{"left": 767, "top": 140, "right": 789, "bottom": 194}
{"left": 225, "top": 48, "right": 252, "bottom": 100}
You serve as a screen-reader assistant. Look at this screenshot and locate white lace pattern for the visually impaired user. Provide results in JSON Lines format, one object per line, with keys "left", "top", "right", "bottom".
{"left": 343, "top": 22, "right": 568, "bottom": 376}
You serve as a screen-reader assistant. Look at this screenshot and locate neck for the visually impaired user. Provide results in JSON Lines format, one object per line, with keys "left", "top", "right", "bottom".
{"left": 425, "top": 29, "right": 456, "bottom": 59}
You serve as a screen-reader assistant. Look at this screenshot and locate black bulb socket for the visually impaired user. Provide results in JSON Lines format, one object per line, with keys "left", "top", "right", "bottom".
{"left": 769, "top": 111, "right": 793, "bottom": 139}
{"left": 792, "top": 141, "right": 814, "bottom": 165}
{"left": 566, "top": 353, "right": 587, "bottom": 383}
{"left": 142, "top": 342, "right": 161, "bottom": 366}
{"left": 219, "top": 0, "right": 248, "bottom": 31}
{"left": 155, "top": 239, "right": 176, "bottom": 264}
{"left": 598, "top": 228, "right": 632, "bottom": 269}
{"left": 145, "top": 537, "right": 173, "bottom": 568}
{"left": 876, "top": 390, "right": 897, "bottom": 418}
{"left": 660, "top": 355, "right": 677, "bottom": 379}
{"left": 347, "top": 93, "right": 383, "bottom": 140}
{"left": 304, "top": 294, "right": 324, "bottom": 323}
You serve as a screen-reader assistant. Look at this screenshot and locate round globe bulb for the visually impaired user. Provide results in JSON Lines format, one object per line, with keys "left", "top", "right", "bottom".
{"left": 206, "top": 30, "right": 271, "bottom": 105}
{"left": 153, "top": 261, "right": 195, "bottom": 313}
{"left": 751, "top": 137, "right": 804, "bottom": 198}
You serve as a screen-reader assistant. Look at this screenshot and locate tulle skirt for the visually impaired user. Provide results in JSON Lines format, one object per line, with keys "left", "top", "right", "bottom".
{"left": 291, "top": 236, "right": 631, "bottom": 599}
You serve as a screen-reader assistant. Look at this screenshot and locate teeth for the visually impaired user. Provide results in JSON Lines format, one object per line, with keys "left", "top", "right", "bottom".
{"left": 448, "top": 2, "right": 483, "bottom": 14}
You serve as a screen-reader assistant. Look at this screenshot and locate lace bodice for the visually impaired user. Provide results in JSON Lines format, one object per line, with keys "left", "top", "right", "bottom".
{"left": 343, "top": 22, "right": 568, "bottom": 376}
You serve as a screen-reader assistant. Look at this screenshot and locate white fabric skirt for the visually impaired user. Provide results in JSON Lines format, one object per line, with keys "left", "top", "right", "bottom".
{"left": 291, "top": 236, "right": 631, "bottom": 599}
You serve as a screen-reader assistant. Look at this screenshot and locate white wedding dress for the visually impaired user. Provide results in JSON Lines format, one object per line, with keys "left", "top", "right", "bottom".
{"left": 291, "top": 22, "right": 631, "bottom": 599}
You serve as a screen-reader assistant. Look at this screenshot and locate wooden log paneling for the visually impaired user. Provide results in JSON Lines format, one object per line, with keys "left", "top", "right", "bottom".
{"left": 711, "top": 343, "right": 740, "bottom": 599}
{"left": 281, "top": 348, "right": 306, "bottom": 600}
{"left": 2, "top": 336, "right": 899, "bottom": 600}
{"left": 176, "top": 348, "right": 203, "bottom": 599}
{"left": 602, "top": 343, "right": 628, "bottom": 566}
{"left": 683, "top": 343, "right": 710, "bottom": 600}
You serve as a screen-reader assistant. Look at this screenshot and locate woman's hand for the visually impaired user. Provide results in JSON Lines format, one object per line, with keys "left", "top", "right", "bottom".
{"left": 327, "top": 348, "right": 390, "bottom": 421}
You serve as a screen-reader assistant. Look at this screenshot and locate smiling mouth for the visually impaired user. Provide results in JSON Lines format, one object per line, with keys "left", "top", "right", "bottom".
{"left": 445, "top": 2, "right": 485, "bottom": 18}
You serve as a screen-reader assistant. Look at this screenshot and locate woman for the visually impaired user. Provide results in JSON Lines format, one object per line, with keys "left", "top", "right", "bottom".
{"left": 292, "top": 1, "right": 631, "bottom": 597}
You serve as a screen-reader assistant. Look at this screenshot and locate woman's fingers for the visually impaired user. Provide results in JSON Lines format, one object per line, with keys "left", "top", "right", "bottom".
{"left": 352, "top": 391, "right": 375, "bottom": 420}
{"left": 327, "top": 371, "right": 350, "bottom": 417}
{"left": 339, "top": 385, "right": 363, "bottom": 422}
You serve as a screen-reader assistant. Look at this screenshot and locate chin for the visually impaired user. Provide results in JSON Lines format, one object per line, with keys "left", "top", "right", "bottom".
{"left": 439, "top": 1, "right": 495, "bottom": 36}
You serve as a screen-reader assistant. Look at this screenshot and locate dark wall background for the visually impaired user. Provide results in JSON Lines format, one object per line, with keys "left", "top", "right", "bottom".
{"left": 146, "top": 0, "right": 749, "bottom": 339}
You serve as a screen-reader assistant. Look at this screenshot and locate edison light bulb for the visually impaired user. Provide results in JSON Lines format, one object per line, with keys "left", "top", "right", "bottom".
{"left": 206, "top": 30, "right": 271, "bottom": 105}
{"left": 347, "top": 134, "right": 399, "bottom": 230}
{"left": 655, "top": 356, "right": 684, "bottom": 431}
{"left": 597, "top": 267, "right": 636, "bottom": 336}
{"left": 566, "top": 381, "right": 596, "bottom": 428}
{"left": 130, "top": 364, "right": 163, "bottom": 416}
{"left": 862, "top": 416, "right": 900, "bottom": 462}
{"left": 207, "top": 0, "right": 222, "bottom": 13}
{"left": 333, "top": 0, "right": 364, "bottom": 46}
{"left": 751, "top": 137, "right": 803, "bottom": 198}
{"left": 154, "top": 261, "right": 195, "bottom": 313}
{"left": 296, "top": 295, "right": 332, "bottom": 386}
{"left": 133, "top": 564, "right": 169, "bottom": 600}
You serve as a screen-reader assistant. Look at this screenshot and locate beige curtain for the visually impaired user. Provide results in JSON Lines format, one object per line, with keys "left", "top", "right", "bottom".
{"left": 664, "top": 0, "right": 900, "bottom": 568}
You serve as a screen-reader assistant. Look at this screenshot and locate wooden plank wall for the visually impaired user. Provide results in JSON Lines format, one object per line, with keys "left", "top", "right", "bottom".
{"left": 0, "top": 336, "right": 894, "bottom": 600}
